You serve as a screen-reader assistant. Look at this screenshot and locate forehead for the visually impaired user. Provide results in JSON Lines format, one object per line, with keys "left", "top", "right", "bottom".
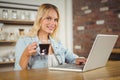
{"left": 44, "top": 9, "right": 58, "bottom": 18}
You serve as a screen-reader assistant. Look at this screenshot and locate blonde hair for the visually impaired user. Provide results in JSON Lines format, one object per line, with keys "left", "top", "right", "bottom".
{"left": 28, "top": 3, "right": 60, "bottom": 39}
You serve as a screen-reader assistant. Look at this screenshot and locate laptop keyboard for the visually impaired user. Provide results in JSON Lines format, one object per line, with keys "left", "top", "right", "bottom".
{"left": 55, "top": 63, "right": 84, "bottom": 69}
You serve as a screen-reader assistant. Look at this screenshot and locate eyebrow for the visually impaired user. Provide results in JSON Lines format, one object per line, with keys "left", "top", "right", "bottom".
{"left": 48, "top": 16, "right": 58, "bottom": 19}
{"left": 46, "top": 16, "right": 58, "bottom": 20}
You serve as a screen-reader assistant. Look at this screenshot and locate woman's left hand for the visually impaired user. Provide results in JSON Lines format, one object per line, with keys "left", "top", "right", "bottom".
{"left": 75, "top": 57, "right": 86, "bottom": 65}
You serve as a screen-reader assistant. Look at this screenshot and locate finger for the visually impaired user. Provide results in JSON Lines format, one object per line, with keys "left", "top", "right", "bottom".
{"left": 28, "top": 42, "right": 37, "bottom": 50}
{"left": 77, "top": 58, "right": 86, "bottom": 62}
{"left": 31, "top": 45, "right": 37, "bottom": 50}
{"left": 31, "top": 42, "right": 37, "bottom": 47}
{"left": 29, "top": 49, "right": 37, "bottom": 54}
{"left": 27, "top": 44, "right": 37, "bottom": 55}
{"left": 28, "top": 49, "right": 37, "bottom": 56}
{"left": 76, "top": 58, "right": 86, "bottom": 64}
{"left": 77, "top": 59, "right": 86, "bottom": 63}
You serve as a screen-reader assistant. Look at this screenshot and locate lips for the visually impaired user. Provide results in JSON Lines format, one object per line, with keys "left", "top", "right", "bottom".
{"left": 47, "top": 26, "right": 54, "bottom": 31}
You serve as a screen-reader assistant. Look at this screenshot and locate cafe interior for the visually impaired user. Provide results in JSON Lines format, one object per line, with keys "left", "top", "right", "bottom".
{"left": 0, "top": 0, "right": 120, "bottom": 80}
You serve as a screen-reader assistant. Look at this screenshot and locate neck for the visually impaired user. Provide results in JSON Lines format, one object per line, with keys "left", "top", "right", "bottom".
{"left": 38, "top": 31, "right": 49, "bottom": 43}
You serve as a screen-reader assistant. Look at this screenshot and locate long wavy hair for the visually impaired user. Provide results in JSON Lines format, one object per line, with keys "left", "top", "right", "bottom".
{"left": 28, "top": 3, "right": 60, "bottom": 39}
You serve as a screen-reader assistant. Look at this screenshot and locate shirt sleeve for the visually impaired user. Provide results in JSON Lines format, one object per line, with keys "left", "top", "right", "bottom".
{"left": 14, "top": 38, "right": 27, "bottom": 70}
{"left": 65, "top": 49, "right": 79, "bottom": 63}
{"left": 58, "top": 41, "right": 79, "bottom": 63}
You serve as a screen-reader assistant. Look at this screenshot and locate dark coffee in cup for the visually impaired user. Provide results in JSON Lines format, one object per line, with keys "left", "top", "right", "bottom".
{"left": 39, "top": 44, "right": 50, "bottom": 55}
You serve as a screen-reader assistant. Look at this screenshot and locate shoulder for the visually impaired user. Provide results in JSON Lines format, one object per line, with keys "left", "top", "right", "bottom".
{"left": 18, "top": 36, "right": 33, "bottom": 40}
{"left": 16, "top": 36, "right": 35, "bottom": 45}
{"left": 17, "top": 36, "right": 31, "bottom": 42}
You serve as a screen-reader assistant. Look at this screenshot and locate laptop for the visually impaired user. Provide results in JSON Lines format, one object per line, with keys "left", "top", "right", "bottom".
{"left": 49, "top": 34, "right": 118, "bottom": 72}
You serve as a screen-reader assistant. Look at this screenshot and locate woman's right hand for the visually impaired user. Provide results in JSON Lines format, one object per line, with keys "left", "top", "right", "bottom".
{"left": 20, "top": 42, "right": 37, "bottom": 69}
{"left": 24, "top": 42, "right": 37, "bottom": 57}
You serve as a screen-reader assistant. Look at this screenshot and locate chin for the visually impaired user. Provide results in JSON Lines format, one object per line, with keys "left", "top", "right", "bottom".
{"left": 47, "top": 30, "right": 53, "bottom": 33}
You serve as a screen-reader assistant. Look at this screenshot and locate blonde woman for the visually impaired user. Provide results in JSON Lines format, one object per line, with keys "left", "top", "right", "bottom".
{"left": 14, "top": 3, "right": 86, "bottom": 70}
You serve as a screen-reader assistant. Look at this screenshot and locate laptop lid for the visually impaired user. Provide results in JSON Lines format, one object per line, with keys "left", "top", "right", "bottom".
{"left": 83, "top": 34, "right": 118, "bottom": 72}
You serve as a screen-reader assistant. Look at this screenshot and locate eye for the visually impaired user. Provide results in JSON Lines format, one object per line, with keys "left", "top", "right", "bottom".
{"left": 46, "top": 17, "right": 51, "bottom": 21}
{"left": 54, "top": 18, "right": 58, "bottom": 22}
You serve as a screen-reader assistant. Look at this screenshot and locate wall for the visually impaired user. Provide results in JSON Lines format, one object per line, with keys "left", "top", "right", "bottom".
{"left": 73, "top": 0, "right": 120, "bottom": 57}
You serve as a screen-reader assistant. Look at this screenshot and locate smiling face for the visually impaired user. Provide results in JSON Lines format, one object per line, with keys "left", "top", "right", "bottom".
{"left": 29, "top": 4, "right": 59, "bottom": 38}
{"left": 40, "top": 9, "right": 58, "bottom": 35}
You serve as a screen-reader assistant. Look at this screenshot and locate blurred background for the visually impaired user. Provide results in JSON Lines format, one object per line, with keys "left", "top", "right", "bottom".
{"left": 0, "top": 0, "right": 120, "bottom": 72}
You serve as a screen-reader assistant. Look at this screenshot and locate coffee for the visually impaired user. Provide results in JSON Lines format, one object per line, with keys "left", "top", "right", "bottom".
{"left": 39, "top": 44, "right": 50, "bottom": 55}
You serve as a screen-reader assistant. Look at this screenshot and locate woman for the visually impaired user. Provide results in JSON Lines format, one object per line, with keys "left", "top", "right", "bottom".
{"left": 14, "top": 3, "right": 86, "bottom": 70}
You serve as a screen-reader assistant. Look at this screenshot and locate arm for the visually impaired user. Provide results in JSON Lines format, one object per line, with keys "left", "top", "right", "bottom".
{"left": 14, "top": 38, "right": 37, "bottom": 70}
{"left": 14, "top": 38, "right": 27, "bottom": 70}
{"left": 20, "top": 42, "right": 37, "bottom": 70}
{"left": 58, "top": 42, "right": 86, "bottom": 64}
{"left": 19, "top": 47, "right": 31, "bottom": 70}
{"left": 65, "top": 49, "right": 86, "bottom": 64}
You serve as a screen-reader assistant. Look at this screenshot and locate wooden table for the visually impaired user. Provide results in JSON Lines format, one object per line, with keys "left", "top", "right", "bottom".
{"left": 0, "top": 61, "right": 120, "bottom": 80}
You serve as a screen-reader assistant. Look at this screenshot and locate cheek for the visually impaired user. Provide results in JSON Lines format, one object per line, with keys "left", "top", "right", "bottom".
{"left": 41, "top": 21, "right": 47, "bottom": 28}
{"left": 41, "top": 20, "right": 46, "bottom": 26}
{"left": 41, "top": 25, "right": 47, "bottom": 31}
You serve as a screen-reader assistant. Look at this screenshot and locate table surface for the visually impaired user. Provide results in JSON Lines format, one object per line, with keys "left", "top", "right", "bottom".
{"left": 0, "top": 61, "right": 120, "bottom": 80}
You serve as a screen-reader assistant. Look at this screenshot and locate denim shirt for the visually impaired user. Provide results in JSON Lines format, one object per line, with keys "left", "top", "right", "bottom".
{"left": 14, "top": 36, "right": 79, "bottom": 70}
